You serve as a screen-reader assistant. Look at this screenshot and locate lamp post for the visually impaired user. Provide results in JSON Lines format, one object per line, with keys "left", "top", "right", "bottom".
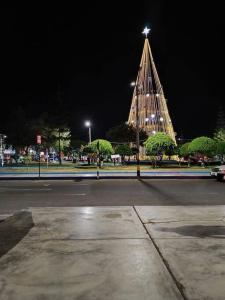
{"left": 0, "top": 134, "right": 7, "bottom": 167}
{"left": 131, "top": 72, "right": 141, "bottom": 179}
{"left": 85, "top": 121, "right": 92, "bottom": 144}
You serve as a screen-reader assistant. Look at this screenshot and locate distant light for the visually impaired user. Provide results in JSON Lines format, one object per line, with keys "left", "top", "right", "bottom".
{"left": 130, "top": 81, "right": 136, "bottom": 87}
{"left": 142, "top": 27, "right": 150, "bottom": 37}
{"left": 156, "top": 93, "right": 159, "bottom": 97}
{"left": 151, "top": 114, "right": 155, "bottom": 119}
{"left": 152, "top": 130, "right": 156, "bottom": 134}
{"left": 131, "top": 120, "right": 135, "bottom": 123}
{"left": 145, "top": 118, "right": 149, "bottom": 122}
{"left": 146, "top": 93, "right": 150, "bottom": 97}
{"left": 85, "top": 121, "right": 91, "bottom": 127}
{"left": 160, "top": 117, "right": 164, "bottom": 122}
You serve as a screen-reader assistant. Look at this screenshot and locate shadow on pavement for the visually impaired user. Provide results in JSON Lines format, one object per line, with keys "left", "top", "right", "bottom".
{"left": 138, "top": 178, "right": 172, "bottom": 201}
{"left": 0, "top": 211, "right": 34, "bottom": 257}
{"left": 156, "top": 225, "right": 225, "bottom": 238}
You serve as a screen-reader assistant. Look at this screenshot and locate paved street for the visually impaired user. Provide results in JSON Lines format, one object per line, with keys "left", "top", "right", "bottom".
{"left": 0, "top": 179, "right": 224, "bottom": 215}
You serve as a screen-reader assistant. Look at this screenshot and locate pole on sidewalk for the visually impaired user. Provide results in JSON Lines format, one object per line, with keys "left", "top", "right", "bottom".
{"left": 135, "top": 66, "right": 142, "bottom": 179}
{"left": 96, "top": 141, "right": 100, "bottom": 180}
{"left": 38, "top": 147, "right": 41, "bottom": 179}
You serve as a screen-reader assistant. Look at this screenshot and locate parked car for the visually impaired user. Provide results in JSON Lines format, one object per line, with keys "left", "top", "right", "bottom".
{"left": 210, "top": 165, "right": 225, "bottom": 180}
{"left": 217, "top": 168, "right": 225, "bottom": 182}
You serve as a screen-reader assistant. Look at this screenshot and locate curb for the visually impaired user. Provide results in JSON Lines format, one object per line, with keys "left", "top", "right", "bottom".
{"left": 0, "top": 176, "right": 212, "bottom": 180}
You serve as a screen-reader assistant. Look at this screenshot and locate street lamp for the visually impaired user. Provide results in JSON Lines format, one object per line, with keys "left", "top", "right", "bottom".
{"left": 85, "top": 121, "right": 92, "bottom": 144}
{"left": 0, "top": 134, "right": 7, "bottom": 167}
{"left": 131, "top": 69, "right": 142, "bottom": 178}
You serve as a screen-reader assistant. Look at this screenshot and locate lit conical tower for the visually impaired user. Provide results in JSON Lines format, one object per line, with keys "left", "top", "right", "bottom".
{"left": 128, "top": 27, "right": 176, "bottom": 142}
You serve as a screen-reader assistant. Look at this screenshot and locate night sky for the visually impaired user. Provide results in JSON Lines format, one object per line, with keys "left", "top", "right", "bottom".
{"left": 1, "top": 2, "right": 225, "bottom": 141}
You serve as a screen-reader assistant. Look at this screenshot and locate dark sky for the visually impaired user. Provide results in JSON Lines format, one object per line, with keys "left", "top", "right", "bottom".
{"left": 1, "top": 2, "right": 225, "bottom": 141}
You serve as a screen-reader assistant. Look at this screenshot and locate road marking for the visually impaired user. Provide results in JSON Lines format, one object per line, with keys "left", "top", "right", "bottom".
{"left": 0, "top": 188, "right": 52, "bottom": 191}
{"left": 65, "top": 193, "right": 86, "bottom": 196}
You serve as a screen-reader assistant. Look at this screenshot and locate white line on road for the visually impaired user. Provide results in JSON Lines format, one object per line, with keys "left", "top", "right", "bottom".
{"left": 65, "top": 193, "right": 86, "bottom": 196}
{"left": 0, "top": 188, "right": 52, "bottom": 191}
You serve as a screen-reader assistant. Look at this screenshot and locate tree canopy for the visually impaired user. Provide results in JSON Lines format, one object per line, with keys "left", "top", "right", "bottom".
{"left": 179, "top": 142, "right": 190, "bottom": 157}
{"left": 216, "top": 141, "right": 225, "bottom": 156}
{"left": 115, "top": 144, "right": 133, "bottom": 157}
{"left": 188, "top": 136, "right": 216, "bottom": 157}
{"left": 90, "top": 139, "right": 114, "bottom": 155}
{"left": 214, "top": 128, "right": 225, "bottom": 141}
{"left": 144, "top": 132, "right": 176, "bottom": 156}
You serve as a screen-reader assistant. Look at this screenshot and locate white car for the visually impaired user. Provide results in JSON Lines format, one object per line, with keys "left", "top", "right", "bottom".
{"left": 217, "top": 168, "right": 225, "bottom": 182}
{"left": 210, "top": 165, "right": 225, "bottom": 179}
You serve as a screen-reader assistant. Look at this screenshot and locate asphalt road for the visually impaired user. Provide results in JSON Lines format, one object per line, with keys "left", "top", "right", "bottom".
{"left": 0, "top": 179, "right": 224, "bottom": 214}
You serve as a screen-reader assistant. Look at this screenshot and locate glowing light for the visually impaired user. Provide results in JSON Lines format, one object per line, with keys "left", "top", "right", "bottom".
{"left": 152, "top": 130, "right": 156, "bottom": 134}
{"left": 151, "top": 114, "right": 155, "bottom": 119}
{"left": 145, "top": 118, "right": 149, "bottom": 122}
{"left": 160, "top": 117, "right": 164, "bottom": 122}
{"left": 142, "top": 27, "right": 150, "bottom": 37}
{"left": 146, "top": 93, "right": 150, "bottom": 97}
{"left": 85, "top": 121, "right": 91, "bottom": 127}
{"left": 156, "top": 93, "right": 159, "bottom": 97}
{"left": 130, "top": 81, "right": 136, "bottom": 87}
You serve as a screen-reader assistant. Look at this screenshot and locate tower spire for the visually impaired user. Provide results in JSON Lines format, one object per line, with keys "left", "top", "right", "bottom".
{"left": 128, "top": 28, "right": 176, "bottom": 142}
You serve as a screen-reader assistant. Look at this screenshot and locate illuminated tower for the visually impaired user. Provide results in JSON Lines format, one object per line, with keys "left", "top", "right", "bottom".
{"left": 128, "top": 27, "right": 176, "bottom": 142}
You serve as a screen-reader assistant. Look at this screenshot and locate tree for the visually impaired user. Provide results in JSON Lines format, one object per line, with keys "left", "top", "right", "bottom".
{"left": 90, "top": 139, "right": 114, "bottom": 156}
{"left": 188, "top": 137, "right": 216, "bottom": 158}
{"left": 70, "top": 139, "right": 86, "bottom": 151}
{"left": 216, "top": 141, "right": 225, "bottom": 162}
{"left": 115, "top": 144, "right": 133, "bottom": 164}
{"left": 144, "top": 133, "right": 176, "bottom": 167}
{"left": 144, "top": 133, "right": 176, "bottom": 156}
{"left": 214, "top": 128, "right": 225, "bottom": 141}
{"left": 106, "top": 123, "right": 147, "bottom": 144}
{"left": 179, "top": 142, "right": 191, "bottom": 158}
{"left": 31, "top": 115, "right": 57, "bottom": 151}
{"left": 6, "top": 106, "right": 34, "bottom": 154}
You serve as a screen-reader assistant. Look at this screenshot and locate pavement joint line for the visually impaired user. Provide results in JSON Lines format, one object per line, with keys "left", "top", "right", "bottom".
{"left": 132, "top": 206, "right": 188, "bottom": 300}
{"left": 21, "top": 238, "right": 150, "bottom": 242}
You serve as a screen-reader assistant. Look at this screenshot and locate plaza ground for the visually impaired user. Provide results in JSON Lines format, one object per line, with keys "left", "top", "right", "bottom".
{"left": 0, "top": 179, "right": 225, "bottom": 299}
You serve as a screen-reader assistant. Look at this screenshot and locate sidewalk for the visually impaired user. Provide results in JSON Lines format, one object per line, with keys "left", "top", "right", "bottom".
{"left": 1, "top": 206, "right": 225, "bottom": 299}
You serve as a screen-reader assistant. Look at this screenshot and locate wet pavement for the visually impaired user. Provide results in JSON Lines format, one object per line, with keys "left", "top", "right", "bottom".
{"left": 0, "top": 206, "right": 225, "bottom": 299}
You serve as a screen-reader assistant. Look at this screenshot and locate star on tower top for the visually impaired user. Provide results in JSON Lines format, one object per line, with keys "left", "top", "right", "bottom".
{"left": 142, "top": 26, "right": 150, "bottom": 38}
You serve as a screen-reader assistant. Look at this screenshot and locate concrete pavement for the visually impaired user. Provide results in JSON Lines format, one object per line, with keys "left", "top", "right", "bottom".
{"left": 136, "top": 206, "right": 225, "bottom": 300}
{"left": 0, "top": 207, "right": 182, "bottom": 300}
{"left": 1, "top": 206, "right": 225, "bottom": 299}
